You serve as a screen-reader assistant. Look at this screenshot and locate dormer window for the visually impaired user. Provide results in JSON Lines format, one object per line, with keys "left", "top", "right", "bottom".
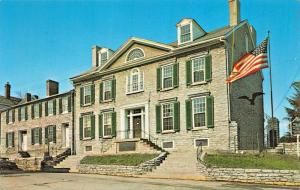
{"left": 126, "top": 48, "right": 144, "bottom": 62}
{"left": 101, "top": 52, "right": 108, "bottom": 64}
{"left": 180, "top": 24, "right": 191, "bottom": 43}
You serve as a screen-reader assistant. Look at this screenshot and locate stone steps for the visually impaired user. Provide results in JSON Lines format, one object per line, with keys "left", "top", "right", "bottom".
{"left": 54, "top": 155, "right": 84, "bottom": 173}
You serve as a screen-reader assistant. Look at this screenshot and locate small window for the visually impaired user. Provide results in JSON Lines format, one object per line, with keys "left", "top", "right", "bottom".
{"left": 20, "top": 107, "right": 26, "bottom": 121}
{"left": 162, "top": 141, "right": 174, "bottom": 149}
{"left": 8, "top": 110, "right": 13, "bottom": 123}
{"left": 85, "top": 146, "right": 92, "bottom": 152}
{"left": 34, "top": 104, "right": 40, "bottom": 119}
{"left": 103, "top": 112, "right": 112, "bottom": 137}
{"left": 33, "top": 128, "right": 40, "bottom": 145}
{"left": 180, "top": 24, "right": 191, "bottom": 43}
{"left": 192, "top": 97, "right": 206, "bottom": 128}
{"left": 101, "top": 52, "right": 108, "bottom": 64}
{"left": 48, "top": 100, "right": 54, "bottom": 116}
{"left": 192, "top": 57, "right": 205, "bottom": 83}
{"left": 83, "top": 86, "right": 92, "bottom": 105}
{"left": 162, "top": 65, "right": 173, "bottom": 89}
{"left": 127, "top": 48, "right": 144, "bottom": 62}
{"left": 62, "top": 96, "right": 69, "bottom": 113}
{"left": 103, "top": 80, "right": 112, "bottom": 101}
{"left": 46, "top": 126, "right": 55, "bottom": 143}
{"left": 162, "top": 103, "right": 174, "bottom": 131}
{"left": 83, "top": 115, "right": 92, "bottom": 138}
{"left": 127, "top": 69, "right": 144, "bottom": 94}
{"left": 7, "top": 132, "right": 13, "bottom": 147}
{"left": 195, "top": 139, "right": 209, "bottom": 147}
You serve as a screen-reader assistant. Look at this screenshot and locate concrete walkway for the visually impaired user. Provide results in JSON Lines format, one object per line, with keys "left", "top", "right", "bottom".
{"left": 0, "top": 173, "right": 297, "bottom": 190}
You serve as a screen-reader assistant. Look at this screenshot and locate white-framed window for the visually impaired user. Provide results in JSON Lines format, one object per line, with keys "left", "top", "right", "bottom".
{"left": 33, "top": 128, "right": 40, "bottom": 145}
{"left": 8, "top": 110, "right": 13, "bottom": 123}
{"left": 83, "top": 85, "right": 92, "bottom": 105}
{"left": 180, "top": 24, "right": 191, "bottom": 43}
{"left": 47, "top": 126, "right": 55, "bottom": 143}
{"left": 162, "top": 64, "right": 173, "bottom": 89}
{"left": 194, "top": 138, "right": 209, "bottom": 148}
{"left": 62, "top": 96, "right": 68, "bottom": 113}
{"left": 20, "top": 107, "right": 26, "bottom": 121}
{"left": 101, "top": 52, "right": 108, "bottom": 64}
{"left": 34, "top": 104, "right": 40, "bottom": 119}
{"left": 245, "top": 34, "right": 249, "bottom": 52}
{"left": 162, "top": 103, "right": 174, "bottom": 131}
{"left": 7, "top": 132, "right": 13, "bottom": 147}
{"left": 83, "top": 115, "right": 92, "bottom": 138}
{"left": 126, "top": 48, "right": 144, "bottom": 62}
{"left": 192, "top": 97, "right": 206, "bottom": 128}
{"left": 103, "top": 112, "right": 112, "bottom": 137}
{"left": 48, "top": 100, "right": 54, "bottom": 116}
{"left": 127, "top": 69, "right": 144, "bottom": 94}
{"left": 103, "top": 80, "right": 112, "bottom": 100}
{"left": 192, "top": 57, "right": 205, "bottom": 83}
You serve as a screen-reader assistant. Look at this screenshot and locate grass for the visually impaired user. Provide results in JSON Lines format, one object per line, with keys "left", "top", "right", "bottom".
{"left": 204, "top": 153, "right": 300, "bottom": 170}
{"left": 80, "top": 154, "right": 159, "bottom": 166}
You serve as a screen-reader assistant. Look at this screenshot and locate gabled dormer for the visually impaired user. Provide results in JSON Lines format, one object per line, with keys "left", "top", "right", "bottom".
{"left": 176, "top": 18, "right": 206, "bottom": 45}
{"left": 92, "top": 46, "right": 114, "bottom": 68}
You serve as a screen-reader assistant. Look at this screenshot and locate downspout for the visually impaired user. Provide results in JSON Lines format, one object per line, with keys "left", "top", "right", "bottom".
{"left": 219, "top": 37, "right": 232, "bottom": 150}
{"left": 71, "top": 90, "right": 76, "bottom": 155}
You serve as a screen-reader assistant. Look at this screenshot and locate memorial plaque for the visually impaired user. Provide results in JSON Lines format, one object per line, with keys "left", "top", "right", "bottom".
{"left": 119, "top": 142, "right": 136, "bottom": 151}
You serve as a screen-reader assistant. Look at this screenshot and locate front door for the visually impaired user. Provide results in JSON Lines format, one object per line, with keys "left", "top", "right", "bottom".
{"left": 133, "top": 116, "right": 142, "bottom": 138}
{"left": 62, "top": 124, "right": 70, "bottom": 148}
{"left": 21, "top": 133, "right": 27, "bottom": 151}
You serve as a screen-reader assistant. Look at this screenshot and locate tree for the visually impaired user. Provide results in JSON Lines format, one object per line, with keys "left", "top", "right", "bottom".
{"left": 285, "top": 81, "right": 300, "bottom": 121}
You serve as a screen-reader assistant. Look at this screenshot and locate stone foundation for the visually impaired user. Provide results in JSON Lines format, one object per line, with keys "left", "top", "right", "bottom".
{"left": 14, "top": 157, "right": 42, "bottom": 171}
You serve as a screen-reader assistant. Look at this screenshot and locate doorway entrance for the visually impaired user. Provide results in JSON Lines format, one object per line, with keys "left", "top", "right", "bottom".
{"left": 126, "top": 108, "right": 145, "bottom": 139}
{"left": 19, "top": 131, "right": 27, "bottom": 151}
{"left": 133, "top": 115, "right": 142, "bottom": 138}
{"left": 62, "top": 123, "right": 70, "bottom": 148}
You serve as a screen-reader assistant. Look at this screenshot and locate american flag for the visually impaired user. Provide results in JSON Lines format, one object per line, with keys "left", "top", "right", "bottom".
{"left": 226, "top": 38, "right": 269, "bottom": 83}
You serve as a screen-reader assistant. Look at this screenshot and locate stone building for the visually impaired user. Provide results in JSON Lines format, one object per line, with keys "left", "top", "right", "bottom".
{"left": 70, "top": 0, "right": 264, "bottom": 155}
{"left": 0, "top": 82, "right": 22, "bottom": 111}
{"left": 0, "top": 80, "right": 74, "bottom": 159}
{"left": 266, "top": 117, "right": 280, "bottom": 148}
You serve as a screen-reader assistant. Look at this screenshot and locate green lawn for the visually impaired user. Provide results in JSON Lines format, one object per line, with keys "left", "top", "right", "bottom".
{"left": 80, "top": 154, "right": 159, "bottom": 166}
{"left": 204, "top": 153, "right": 300, "bottom": 170}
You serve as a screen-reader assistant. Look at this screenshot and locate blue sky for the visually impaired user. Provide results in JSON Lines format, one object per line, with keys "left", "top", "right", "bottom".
{"left": 0, "top": 0, "right": 299, "bottom": 136}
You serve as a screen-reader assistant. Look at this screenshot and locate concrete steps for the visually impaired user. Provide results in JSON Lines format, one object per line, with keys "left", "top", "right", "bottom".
{"left": 54, "top": 155, "right": 84, "bottom": 173}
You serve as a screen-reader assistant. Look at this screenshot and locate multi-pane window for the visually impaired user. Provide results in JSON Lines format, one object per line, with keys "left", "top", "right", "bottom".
{"left": 83, "top": 115, "right": 92, "bottom": 138}
{"left": 127, "top": 48, "right": 144, "bottom": 61}
{"left": 34, "top": 129, "right": 40, "bottom": 144}
{"left": 103, "top": 80, "right": 112, "bottom": 100}
{"left": 47, "top": 126, "right": 54, "bottom": 143}
{"left": 34, "top": 104, "right": 40, "bottom": 118}
{"left": 162, "top": 103, "right": 174, "bottom": 131}
{"left": 84, "top": 86, "right": 92, "bottom": 105}
{"left": 48, "top": 100, "right": 54, "bottom": 116}
{"left": 101, "top": 52, "right": 108, "bottom": 64}
{"left": 7, "top": 133, "right": 13, "bottom": 147}
{"left": 162, "top": 65, "right": 173, "bottom": 89}
{"left": 8, "top": 110, "right": 13, "bottom": 123}
{"left": 20, "top": 107, "right": 26, "bottom": 121}
{"left": 127, "top": 69, "right": 144, "bottom": 93}
{"left": 180, "top": 24, "right": 191, "bottom": 43}
{"left": 103, "top": 112, "right": 112, "bottom": 136}
{"left": 62, "top": 96, "right": 68, "bottom": 113}
{"left": 192, "top": 97, "right": 206, "bottom": 128}
{"left": 192, "top": 57, "right": 205, "bottom": 83}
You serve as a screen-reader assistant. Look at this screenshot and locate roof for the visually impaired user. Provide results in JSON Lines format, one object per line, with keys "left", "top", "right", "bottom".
{"left": 0, "top": 95, "right": 22, "bottom": 107}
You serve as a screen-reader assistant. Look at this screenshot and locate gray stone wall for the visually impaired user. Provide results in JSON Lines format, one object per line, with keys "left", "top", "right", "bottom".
{"left": 14, "top": 157, "right": 42, "bottom": 171}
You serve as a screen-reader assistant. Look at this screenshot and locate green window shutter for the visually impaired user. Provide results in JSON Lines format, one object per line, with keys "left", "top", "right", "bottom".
{"left": 156, "top": 67, "right": 161, "bottom": 91}
{"left": 12, "top": 109, "right": 15, "bottom": 122}
{"left": 185, "top": 99, "right": 192, "bottom": 130}
{"left": 112, "top": 79, "right": 116, "bottom": 101}
{"left": 6, "top": 133, "right": 8, "bottom": 148}
{"left": 59, "top": 98, "right": 63, "bottom": 114}
{"left": 91, "top": 115, "right": 95, "bottom": 139}
{"left": 53, "top": 126, "right": 57, "bottom": 143}
{"left": 31, "top": 129, "right": 35, "bottom": 145}
{"left": 12, "top": 132, "right": 15, "bottom": 147}
{"left": 111, "top": 112, "right": 116, "bottom": 137}
{"left": 67, "top": 96, "right": 72, "bottom": 112}
{"left": 45, "top": 101, "right": 48, "bottom": 116}
{"left": 155, "top": 104, "right": 161, "bottom": 133}
{"left": 174, "top": 102, "right": 180, "bottom": 132}
{"left": 186, "top": 60, "right": 192, "bottom": 86}
{"left": 206, "top": 96, "right": 214, "bottom": 128}
{"left": 53, "top": 99, "right": 57, "bottom": 115}
{"left": 45, "top": 126, "right": 49, "bottom": 144}
{"left": 79, "top": 117, "right": 83, "bottom": 140}
{"left": 173, "top": 63, "right": 179, "bottom": 87}
{"left": 205, "top": 55, "right": 212, "bottom": 82}
{"left": 18, "top": 108, "right": 21, "bottom": 121}
{"left": 31, "top": 105, "right": 34, "bottom": 119}
{"left": 91, "top": 84, "right": 95, "bottom": 104}
{"left": 80, "top": 87, "right": 84, "bottom": 106}
{"left": 39, "top": 103, "right": 42, "bottom": 118}
{"left": 39, "top": 128, "right": 42, "bottom": 144}
{"left": 6, "top": 111, "right": 9, "bottom": 124}
{"left": 99, "top": 82, "right": 103, "bottom": 102}
{"left": 25, "top": 106, "right": 28, "bottom": 120}
{"left": 99, "top": 114, "right": 103, "bottom": 138}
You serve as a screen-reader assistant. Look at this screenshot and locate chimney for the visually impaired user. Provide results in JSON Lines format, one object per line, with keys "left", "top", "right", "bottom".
{"left": 46, "top": 80, "right": 59, "bottom": 96}
{"left": 229, "top": 0, "right": 240, "bottom": 26}
{"left": 5, "top": 82, "right": 11, "bottom": 99}
{"left": 25, "top": 93, "right": 31, "bottom": 102}
{"left": 92, "top": 46, "right": 101, "bottom": 67}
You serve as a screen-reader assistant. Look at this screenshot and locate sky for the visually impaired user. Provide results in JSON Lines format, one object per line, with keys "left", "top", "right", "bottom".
{"left": 0, "top": 0, "right": 299, "bottom": 136}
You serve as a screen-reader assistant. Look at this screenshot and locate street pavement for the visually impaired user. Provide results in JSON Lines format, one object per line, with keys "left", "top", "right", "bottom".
{"left": 0, "top": 173, "right": 298, "bottom": 190}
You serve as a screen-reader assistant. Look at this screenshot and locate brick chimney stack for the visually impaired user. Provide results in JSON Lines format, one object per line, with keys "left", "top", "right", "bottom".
{"left": 229, "top": 0, "right": 240, "bottom": 26}
{"left": 5, "top": 82, "right": 11, "bottom": 99}
{"left": 92, "top": 46, "right": 101, "bottom": 67}
{"left": 46, "top": 80, "right": 59, "bottom": 97}
{"left": 25, "top": 93, "right": 31, "bottom": 102}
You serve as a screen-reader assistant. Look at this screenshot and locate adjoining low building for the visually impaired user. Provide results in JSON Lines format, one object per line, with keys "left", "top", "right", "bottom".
{"left": 0, "top": 82, "right": 22, "bottom": 111}
{"left": 266, "top": 117, "right": 280, "bottom": 148}
{"left": 289, "top": 117, "right": 300, "bottom": 136}
{"left": 0, "top": 80, "right": 75, "bottom": 159}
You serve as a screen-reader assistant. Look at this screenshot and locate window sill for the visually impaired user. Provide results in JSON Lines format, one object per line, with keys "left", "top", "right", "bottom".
{"left": 190, "top": 81, "right": 207, "bottom": 86}
{"left": 192, "top": 127, "right": 207, "bottom": 131}
{"left": 101, "top": 99, "right": 113, "bottom": 103}
{"left": 126, "top": 90, "right": 144, "bottom": 95}
{"left": 8, "top": 122, "right": 13, "bottom": 124}
{"left": 159, "top": 87, "right": 175, "bottom": 92}
{"left": 162, "top": 130, "right": 175, "bottom": 134}
{"left": 102, "top": 135, "right": 113, "bottom": 139}
{"left": 81, "top": 103, "right": 92, "bottom": 107}
{"left": 82, "top": 137, "right": 92, "bottom": 141}
{"left": 61, "top": 111, "right": 69, "bottom": 115}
